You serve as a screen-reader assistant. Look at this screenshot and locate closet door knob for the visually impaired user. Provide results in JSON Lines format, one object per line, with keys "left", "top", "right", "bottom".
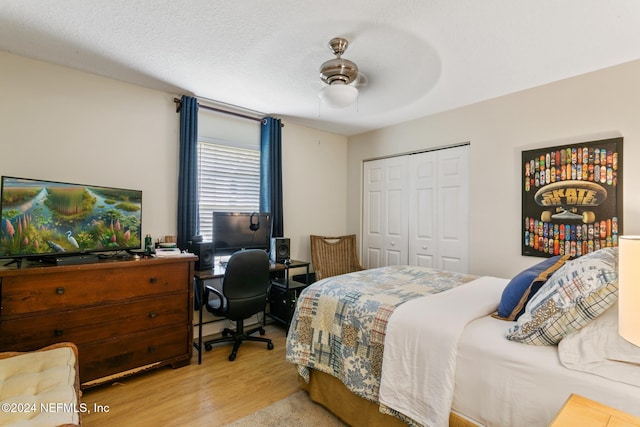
{"left": 55, "top": 287, "right": 65, "bottom": 294}
{"left": 148, "top": 311, "right": 157, "bottom": 318}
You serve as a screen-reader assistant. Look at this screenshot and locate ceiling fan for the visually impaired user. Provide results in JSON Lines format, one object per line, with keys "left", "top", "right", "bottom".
{"left": 318, "top": 37, "right": 367, "bottom": 108}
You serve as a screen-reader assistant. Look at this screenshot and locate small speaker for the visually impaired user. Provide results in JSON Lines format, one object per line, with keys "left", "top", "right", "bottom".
{"left": 188, "top": 241, "right": 215, "bottom": 270}
{"left": 270, "top": 237, "right": 290, "bottom": 263}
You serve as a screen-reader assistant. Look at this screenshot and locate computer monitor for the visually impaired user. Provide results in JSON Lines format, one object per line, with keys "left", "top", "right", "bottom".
{"left": 211, "top": 211, "right": 271, "bottom": 257}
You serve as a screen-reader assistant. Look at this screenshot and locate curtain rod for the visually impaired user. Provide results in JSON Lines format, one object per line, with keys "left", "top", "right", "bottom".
{"left": 173, "top": 98, "right": 283, "bottom": 127}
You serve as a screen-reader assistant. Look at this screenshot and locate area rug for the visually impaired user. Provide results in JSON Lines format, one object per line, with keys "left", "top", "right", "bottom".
{"left": 225, "top": 390, "right": 346, "bottom": 426}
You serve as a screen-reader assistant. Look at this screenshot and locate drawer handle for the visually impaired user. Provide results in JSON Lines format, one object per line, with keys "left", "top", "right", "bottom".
{"left": 148, "top": 345, "right": 156, "bottom": 353}
{"left": 149, "top": 311, "right": 157, "bottom": 318}
{"left": 149, "top": 277, "right": 158, "bottom": 284}
{"left": 54, "top": 329, "right": 64, "bottom": 336}
{"left": 56, "top": 287, "right": 65, "bottom": 294}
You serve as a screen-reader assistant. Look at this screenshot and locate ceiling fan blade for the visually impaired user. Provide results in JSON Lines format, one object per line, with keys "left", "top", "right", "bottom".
{"left": 353, "top": 72, "right": 368, "bottom": 87}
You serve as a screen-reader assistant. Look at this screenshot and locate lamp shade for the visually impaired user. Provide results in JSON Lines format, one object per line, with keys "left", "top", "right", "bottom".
{"left": 319, "top": 83, "right": 358, "bottom": 108}
{"left": 619, "top": 235, "right": 640, "bottom": 346}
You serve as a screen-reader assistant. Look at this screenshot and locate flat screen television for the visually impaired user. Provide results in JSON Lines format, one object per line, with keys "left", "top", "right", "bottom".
{"left": 212, "top": 211, "right": 271, "bottom": 257}
{"left": 0, "top": 176, "right": 142, "bottom": 262}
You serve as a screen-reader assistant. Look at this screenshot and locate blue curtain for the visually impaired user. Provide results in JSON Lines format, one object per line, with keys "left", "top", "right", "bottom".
{"left": 260, "top": 117, "right": 284, "bottom": 237}
{"left": 177, "top": 95, "right": 199, "bottom": 250}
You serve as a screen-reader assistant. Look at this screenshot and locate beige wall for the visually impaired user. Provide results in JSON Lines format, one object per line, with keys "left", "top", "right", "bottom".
{"left": 348, "top": 59, "right": 640, "bottom": 278}
{"left": 0, "top": 51, "right": 179, "bottom": 239}
{"left": 0, "top": 51, "right": 347, "bottom": 263}
{"left": 282, "top": 123, "right": 348, "bottom": 260}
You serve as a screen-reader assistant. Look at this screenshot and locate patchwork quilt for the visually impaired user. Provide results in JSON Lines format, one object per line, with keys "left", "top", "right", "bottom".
{"left": 285, "top": 265, "right": 478, "bottom": 403}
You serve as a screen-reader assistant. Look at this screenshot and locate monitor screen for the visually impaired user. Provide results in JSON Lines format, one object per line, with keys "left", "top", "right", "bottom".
{"left": 0, "top": 176, "right": 142, "bottom": 260}
{"left": 212, "top": 211, "right": 271, "bottom": 256}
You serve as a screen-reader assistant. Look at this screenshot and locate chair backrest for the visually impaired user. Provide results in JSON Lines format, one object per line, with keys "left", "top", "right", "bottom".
{"left": 310, "top": 234, "right": 364, "bottom": 281}
{"left": 222, "top": 249, "right": 271, "bottom": 320}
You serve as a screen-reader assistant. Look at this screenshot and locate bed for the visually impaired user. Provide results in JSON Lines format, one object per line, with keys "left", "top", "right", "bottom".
{"left": 286, "top": 247, "right": 640, "bottom": 427}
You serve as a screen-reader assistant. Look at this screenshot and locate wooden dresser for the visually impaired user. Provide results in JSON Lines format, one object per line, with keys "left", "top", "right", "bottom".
{"left": 0, "top": 255, "right": 196, "bottom": 388}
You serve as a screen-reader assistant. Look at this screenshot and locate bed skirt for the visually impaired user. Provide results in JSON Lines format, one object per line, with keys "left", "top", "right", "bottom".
{"left": 301, "top": 369, "right": 478, "bottom": 427}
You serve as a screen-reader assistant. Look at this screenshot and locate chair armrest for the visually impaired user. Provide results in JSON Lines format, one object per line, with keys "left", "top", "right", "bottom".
{"left": 266, "top": 280, "right": 272, "bottom": 299}
{"left": 204, "top": 285, "right": 224, "bottom": 305}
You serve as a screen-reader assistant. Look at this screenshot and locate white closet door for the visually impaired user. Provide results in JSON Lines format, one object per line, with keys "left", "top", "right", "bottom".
{"left": 363, "top": 145, "right": 468, "bottom": 273}
{"left": 408, "top": 151, "right": 437, "bottom": 267}
{"left": 362, "top": 160, "right": 384, "bottom": 268}
{"left": 436, "top": 145, "right": 469, "bottom": 273}
{"left": 362, "top": 156, "right": 409, "bottom": 268}
{"left": 382, "top": 156, "right": 409, "bottom": 265}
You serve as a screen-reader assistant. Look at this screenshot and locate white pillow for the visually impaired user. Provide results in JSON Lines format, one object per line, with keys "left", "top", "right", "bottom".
{"left": 558, "top": 302, "right": 640, "bottom": 387}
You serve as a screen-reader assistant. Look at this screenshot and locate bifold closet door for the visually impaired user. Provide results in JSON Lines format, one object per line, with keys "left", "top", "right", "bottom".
{"left": 408, "top": 146, "right": 469, "bottom": 272}
{"left": 363, "top": 159, "right": 384, "bottom": 268}
{"left": 434, "top": 145, "right": 469, "bottom": 272}
{"left": 362, "top": 145, "right": 468, "bottom": 273}
{"left": 362, "top": 156, "right": 409, "bottom": 268}
{"left": 408, "top": 151, "right": 437, "bottom": 267}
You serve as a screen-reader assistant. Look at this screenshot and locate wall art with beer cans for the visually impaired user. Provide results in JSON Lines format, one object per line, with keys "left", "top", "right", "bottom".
{"left": 522, "top": 137, "right": 623, "bottom": 258}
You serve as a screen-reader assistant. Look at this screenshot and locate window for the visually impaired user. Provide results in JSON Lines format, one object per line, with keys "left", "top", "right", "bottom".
{"left": 197, "top": 137, "right": 260, "bottom": 241}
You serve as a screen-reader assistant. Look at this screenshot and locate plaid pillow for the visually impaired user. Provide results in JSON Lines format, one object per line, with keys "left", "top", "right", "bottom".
{"left": 506, "top": 247, "right": 618, "bottom": 345}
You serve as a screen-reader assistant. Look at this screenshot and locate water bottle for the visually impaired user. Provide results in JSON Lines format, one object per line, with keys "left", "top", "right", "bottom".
{"left": 145, "top": 234, "right": 152, "bottom": 253}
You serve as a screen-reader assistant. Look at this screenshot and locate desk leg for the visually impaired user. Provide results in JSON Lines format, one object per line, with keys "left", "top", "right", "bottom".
{"left": 198, "top": 298, "right": 203, "bottom": 364}
{"left": 192, "top": 277, "right": 204, "bottom": 365}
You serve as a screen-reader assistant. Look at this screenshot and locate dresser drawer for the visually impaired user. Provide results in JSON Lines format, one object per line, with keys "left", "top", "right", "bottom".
{"left": 0, "top": 293, "right": 188, "bottom": 350}
{"left": 1, "top": 262, "right": 189, "bottom": 315}
{"left": 79, "top": 325, "right": 189, "bottom": 383}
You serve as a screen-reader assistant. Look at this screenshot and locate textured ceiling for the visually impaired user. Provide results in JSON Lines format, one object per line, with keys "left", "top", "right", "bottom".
{"left": 2, "top": 1, "right": 640, "bottom": 136}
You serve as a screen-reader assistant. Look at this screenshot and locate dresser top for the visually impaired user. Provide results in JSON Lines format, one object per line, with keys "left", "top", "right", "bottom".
{"left": 0, "top": 254, "right": 197, "bottom": 277}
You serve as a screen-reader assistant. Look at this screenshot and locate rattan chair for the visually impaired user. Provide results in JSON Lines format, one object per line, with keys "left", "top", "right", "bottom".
{"left": 310, "top": 234, "right": 365, "bottom": 281}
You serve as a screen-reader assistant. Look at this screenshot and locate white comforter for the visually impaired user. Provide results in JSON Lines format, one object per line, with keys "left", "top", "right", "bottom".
{"left": 454, "top": 316, "right": 640, "bottom": 426}
{"left": 379, "top": 276, "right": 508, "bottom": 427}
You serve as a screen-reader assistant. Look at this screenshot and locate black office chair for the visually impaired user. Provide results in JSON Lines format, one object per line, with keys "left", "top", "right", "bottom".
{"left": 203, "top": 249, "right": 274, "bottom": 361}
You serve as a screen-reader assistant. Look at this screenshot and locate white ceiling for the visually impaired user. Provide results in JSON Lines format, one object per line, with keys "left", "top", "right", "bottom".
{"left": 2, "top": 1, "right": 640, "bottom": 136}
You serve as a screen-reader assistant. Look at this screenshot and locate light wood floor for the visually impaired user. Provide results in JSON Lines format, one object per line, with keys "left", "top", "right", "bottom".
{"left": 81, "top": 324, "right": 300, "bottom": 426}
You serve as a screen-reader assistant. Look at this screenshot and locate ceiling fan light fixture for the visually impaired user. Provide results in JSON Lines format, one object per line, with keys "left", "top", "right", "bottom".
{"left": 318, "top": 37, "right": 360, "bottom": 108}
{"left": 319, "top": 82, "right": 358, "bottom": 108}
{"left": 320, "top": 57, "right": 359, "bottom": 85}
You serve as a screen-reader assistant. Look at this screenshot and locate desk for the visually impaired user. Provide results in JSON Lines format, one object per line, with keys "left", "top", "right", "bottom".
{"left": 266, "top": 260, "right": 311, "bottom": 330}
{"left": 193, "top": 259, "right": 310, "bottom": 364}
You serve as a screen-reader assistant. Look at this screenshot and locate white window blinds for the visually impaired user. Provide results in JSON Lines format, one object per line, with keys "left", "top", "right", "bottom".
{"left": 198, "top": 140, "right": 260, "bottom": 241}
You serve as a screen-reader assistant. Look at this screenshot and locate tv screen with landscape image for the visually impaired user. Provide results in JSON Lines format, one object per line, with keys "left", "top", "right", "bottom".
{"left": 0, "top": 176, "right": 142, "bottom": 261}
